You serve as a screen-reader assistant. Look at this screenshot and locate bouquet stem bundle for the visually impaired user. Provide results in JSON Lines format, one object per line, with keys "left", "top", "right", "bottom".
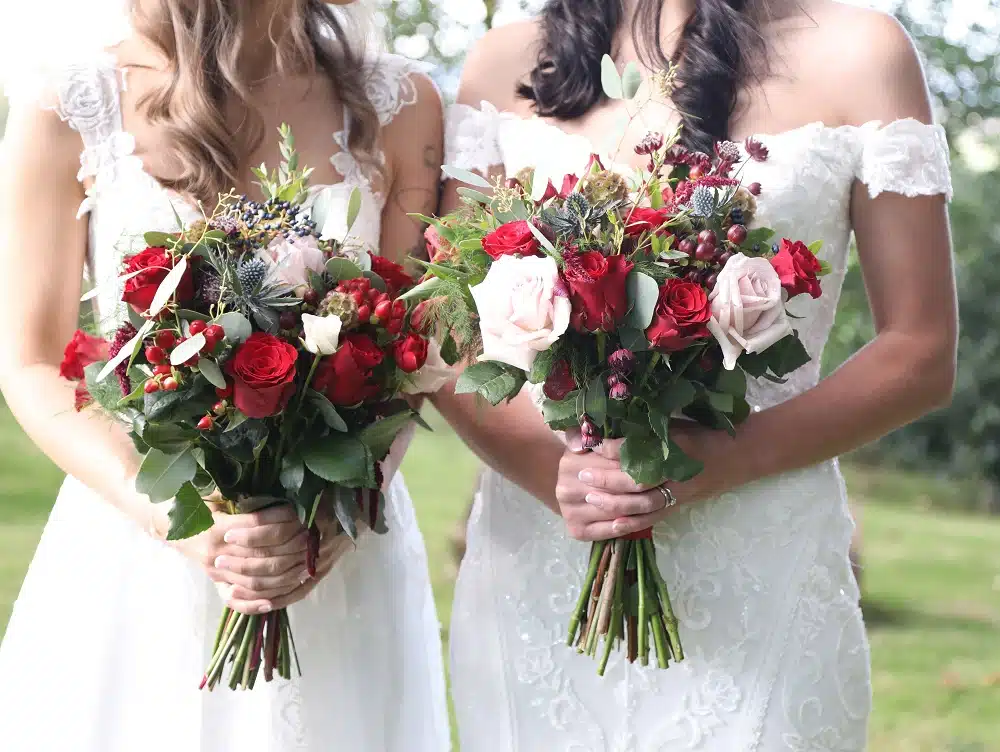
{"left": 202, "top": 608, "right": 299, "bottom": 691}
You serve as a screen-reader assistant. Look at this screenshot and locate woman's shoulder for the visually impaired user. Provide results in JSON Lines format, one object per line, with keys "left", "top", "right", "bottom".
{"left": 362, "top": 52, "right": 442, "bottom": 127}
{"left": 455, "top": 20, "right": 541, "bottom": 113}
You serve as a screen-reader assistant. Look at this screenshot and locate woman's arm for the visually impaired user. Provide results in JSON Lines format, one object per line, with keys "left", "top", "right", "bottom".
{"left": 568, "top": 17, "right": 957, "bottom": 535}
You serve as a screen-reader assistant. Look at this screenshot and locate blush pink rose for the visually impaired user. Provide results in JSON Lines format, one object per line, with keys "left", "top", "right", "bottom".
{"left": 707, "top": 253, "right": 793, "bottom": 370}
{"left": 470, "top": 255, "right": 571, "bottom": 372}
{"left": 256, "top": 235, "right": 326, "bottom": 294}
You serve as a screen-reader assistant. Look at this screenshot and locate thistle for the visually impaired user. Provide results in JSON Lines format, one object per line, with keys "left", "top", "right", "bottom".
{"left": 690, "top": 185, "right": 716, "bottom": 218}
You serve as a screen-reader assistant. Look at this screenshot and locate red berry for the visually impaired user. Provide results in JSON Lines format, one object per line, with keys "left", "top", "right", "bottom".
{"left": 144, "top": 345, "right": 167, "bottom": 364}
{"left": 688, "top": 165, "right": 704, "bottom": 180}
{"left": 748, "top": 182, "right": 762, "bottom": 196}
{"left": 205, "top": 324, "right": 225, "bottom": 341}
{"left": 386, "top": 319, "right": 403, "bottom": 335}
{"left": 197, "top": 415, "right": 214, "bottom": 431}
{"left": 189, "top": 320, "right": 207, "bottom": 336}
{"left": 357, "top": 305, "right": 371, "bottom": 323}
{"left": 399, "top": 351, "right": 419, "bottom": 373}
{"left": 215, "top": 384, "right": 233, "bottom": 399}
{"left": 153, "top": 364, "right": 172, "bottom": 377}
{"left": 686, "top": 269, "right": 701, "bottom": 281}
{"left": 717, "top": 251, "right": 734, "bottom": 266}
{"left": 678, "top": 238, "right": 697, "bottom": 256}
{"left": 154, "top": 331, "right": 177, "bottom": 349}
{"left": 144, "top": 380, "right": 161, "bottom": 394}
{"left": 367, "top": 288, "right": 381, "bottom": 302}
{"left": 374, "top": 300, "right": 393, "bottom": 321}
{"left": 162, "top": 377, "right": 179, "bottom": 391}
{"left": 697, "top": 229, "right": 717, "bottom": 247}
{"left": 351, "top": 290, "right": 365, "bottom": 306}
{"left": 705, "top": 273, "right": 719, "bottom": 289}
{"left": 377, "top": 293, "right": 391, "bottom": 306}
{"left": 212, "top": 401, "right": 227, "bottom": 416}
{"left": 357, "top": 277, "right": 371, "bottom": 291}
{"left": 303, "top": 289, "right": 320, "bottom": 306}
{"left": 727, "top": 224, "right": 748, "bottom": 245}
{"left": 392, "top": 300, "right": 406, "bottom": 317}
{"left": 278, "top": 311, "right": 298, "bottom": 330}
{"left": 695, "top": 243, "right": 716, "bottom": 262}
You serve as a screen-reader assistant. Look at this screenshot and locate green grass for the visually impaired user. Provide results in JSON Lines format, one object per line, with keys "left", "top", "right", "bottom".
{"left": 1, "top": 406, "right": 999, "bottom": 751}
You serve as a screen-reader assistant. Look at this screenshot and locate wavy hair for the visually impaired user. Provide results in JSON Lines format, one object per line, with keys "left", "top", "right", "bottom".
{"left": 130, "top": 0, "right": 379, "bottom": 204}
{"left": 517, "top": 0, "right": 769, "bottom": 154}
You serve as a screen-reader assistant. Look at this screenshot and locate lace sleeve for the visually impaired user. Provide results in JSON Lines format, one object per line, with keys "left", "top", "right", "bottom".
{"left": 857, "top": 118, "right": 953, "bottom": 201}
{"left": 363, "top": 53, "right": 438, "bottom": 127}
{"left": 445, "top": 102, "right": 505, "bottom": 175}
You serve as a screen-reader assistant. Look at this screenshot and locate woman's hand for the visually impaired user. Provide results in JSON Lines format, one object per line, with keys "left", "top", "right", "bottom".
{"left": 557, "top": 423, "right": 739, "bottom": 540}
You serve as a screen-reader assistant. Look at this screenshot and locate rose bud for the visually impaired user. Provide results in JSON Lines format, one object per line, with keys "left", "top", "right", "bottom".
{"left": 609, "top": 381, "right": 631, "bottom": 401}
{"left": 608, "top": 348, "right": 636, "bottom": 374}
{"left": 579, "top": 415, "right": 603, "bottom": 450}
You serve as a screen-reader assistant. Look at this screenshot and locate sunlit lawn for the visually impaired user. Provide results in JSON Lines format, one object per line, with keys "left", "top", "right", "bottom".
{"left": 1, "top": 406, "right": 998, "bottom": 750}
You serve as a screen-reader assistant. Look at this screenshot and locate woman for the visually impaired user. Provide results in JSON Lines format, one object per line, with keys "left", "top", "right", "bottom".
{"left": 0, "top": 1, "right": 449, "bottom": 749}
{"left": 437, "top": 0, "right": 955, "bottom": 748}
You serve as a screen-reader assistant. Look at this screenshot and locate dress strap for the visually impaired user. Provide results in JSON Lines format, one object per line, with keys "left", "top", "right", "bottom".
{"left": 855, "top": 118, "right": 952, "bottom": 201}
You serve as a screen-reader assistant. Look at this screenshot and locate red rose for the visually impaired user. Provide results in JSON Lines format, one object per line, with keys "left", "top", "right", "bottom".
{"left": 625, "top": 207, "right": 672, "bottom": 237}
{"left": 481, "top": 220, "right": 542, "bottom": 260}
{"left": 393, "top": 333, "right": 429, "bottom": 374}
{"left": 314, "top": 333, "right": 385, "bottom": 406}
{"left": 543, "top": 359, "right": 577, "bottom": 401}
{"left": 59, "top": 329, "right": 108, "bottom": 381}
{"left": 369, "top": 252, "right": 415, "bottom": 296}
{"left": 121, "top": 246, "right": 194, "bottom": 313}
{"left": 563, "top": 251, "right": 634, "bottom": 332}
{"left": 225, "top": 332, "right": 299, "bottom": 418}
{"left": 646, "top": 279, "right": 712, "bottom": 351}
{"left": 770, "top": 239, "right": 822, "bottom": 299}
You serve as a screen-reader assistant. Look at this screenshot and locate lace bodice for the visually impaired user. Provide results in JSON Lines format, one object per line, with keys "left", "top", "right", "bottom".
{"left": 446, "top": 104, "right": 952, "bottom": 411}
{"left": 48, "top": 52, "right": 432, "bottom": 333}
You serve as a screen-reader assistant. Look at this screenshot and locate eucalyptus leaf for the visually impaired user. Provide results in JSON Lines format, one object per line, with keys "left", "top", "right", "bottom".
{"left": 526, "top": 221, "right": 557, "bottom": 253}
{"left": 600, "top": 54, "right": 623, "bottom": 99}
{"left": 135, "top": 448, "right": 197, "bottom": 504}
{"left": 441, "top": 165, "right": 493, "bottom": 189}
{"left": 326, "top": 257, "right": 364, "bottom": 281}
{"left": 627, "top": 271, "right": 661, "bottom": 330}
{"left": 621, "top": 62, "right": 642, "bottom": 100}
{"left": 198, "top": 358, "right": 227, "bottom": 389}
{"left": 345, "top": 186, "right": 362, "bottom": 233}
{"left": 96, "top": 320, "right": 153, "bottom": 383}
{"left": 169, "top": 334, "right": 206, "bottom": 366}
{"left": 147, "top": 256, "right": 189, "bottom": 316}
{"left": 216, "top": 312, "right": 253, "bottom": 343}
{"left": 144, "top": 231, "right": 175, "bottom": 248}
{"left": 165, "top": 482, "right": 214, "bottom": 540}
{"left": 457, "top": 187, "right": 493, "bottom": 205}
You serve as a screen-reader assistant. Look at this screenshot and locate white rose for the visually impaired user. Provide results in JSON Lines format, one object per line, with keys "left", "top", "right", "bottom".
{"left": 257, "top": 235, "right": 326, "bottom": 293}
{"left": 470, "top": 255, "right": 571, "bottom": 372}
{"left": 404, "top": 339, "right": 454, "bottom": 395}
{"left": 301, "top": 314, "right": 342, "bottom": 356}
{"left": 707, "top": 253, "right": 793, "bottom": 370}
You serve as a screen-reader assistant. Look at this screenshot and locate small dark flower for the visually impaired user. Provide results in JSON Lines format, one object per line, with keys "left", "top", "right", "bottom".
{"left": 715, "top": 140, "right": 742, "bottom": 163}
{"left": 744, "top": 137, "right": 769, "bottom": 162}
{"left": 608, "top": 348, "right": 636, "bottom": 374}
{"left": 609, "top": 381, "right": 631, "bottom": 401}
{"left": 580, "top": 414, "right": 603, "bottom": 450}
{"left": 635, "top": 132, "right": 665, "bottom": 156}
{"left": 108, "top": 322, "right": 138, "bottom": 397}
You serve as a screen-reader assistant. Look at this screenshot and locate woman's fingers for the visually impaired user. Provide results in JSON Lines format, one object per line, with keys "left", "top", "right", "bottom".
{"left": 578, "top": 466, "right": 658, "bottom": 494}
{"left": 591, "top": 437, "right": 625, "bottom": 461}
{"left": 213, "top": 550, "right": 304, "bottom": 578}
{"left": 580, "top": 489, "right": 671, "bottom": 519}
{"left": 563, "top": 428, "right": 585, "bottom": 453}
{"left": 222, "top": 520, "right": 305, "bottom": 548}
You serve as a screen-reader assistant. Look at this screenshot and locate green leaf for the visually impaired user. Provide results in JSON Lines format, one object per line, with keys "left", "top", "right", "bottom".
{"left": 363, "top": 271, "right": 387, "bottom": 292}
{"left": 526, "top": 221, "right": 557, "bottom": 254}
{"left": 326, "top": 257, "right": 365, "bottom": 282}
{"left": 141, "top": 423, "right": 197, "bottom": 454}
{"left": 165, "top": 482, "right": 214, "bottom": 540}
{"left": 706, "top": 391, "right": 735, "bottom": 413}
{"left": 764, "top": 335, "right": 811, "bottom": 377}
{"left": 144, "top": 231, "right": 175, "bottom": 248}
{"left": 97, "top": 320, "right": 153, "bottom": 383}
{"left": 442, "top": 165, "right": 493, "bottom": 189}
{"left": 457, "top": 187, "right": 493, "bottom": 205}
{"left": 302, "top": 435, "right": 375, "bottom": 488}
{"left": 808, "top": 240, "right": 824, "bottom": 256}
{"left": 714, "top": 367, "right": 747, "bottom": 397}
{"left": 307, "top": 390, "right": 348, "bottom": 432}
{"left": 527, "top": 348, "right": 555, "bottom": 385}
{"left": 583, "top": 375, "right": 608, "bottom": 425}
{"left": 661, "top": 440, "right": 704, "bottom": 482}
{"left": 654, "top": 379, "right": 696, "bottom": 414}
{"left": 600, "top": 54, "right": 623, "bottom": 99}
{"left": 440, "top": 334, "right": 460, "bottom": 366}
{"left": 618, "top": 327, "right": 650, "bottom": 352}
{"left": 620, "top": 432, "right": 666, "bottom": 486}
{"left": 738, "top": 352, "right": 769, "bottom": 378}
{"left": 627, "top": 271, "right": 661, "bottom": 330}
{"left": 621, "top": 62, "right": 642, "bottom": 100}
{"left": 360, "top": 409, "right": 415, "bottom": 460}
{"left": 542, "top": 391, "right": 581, "bottom": 430}
{"left": 398, "top": 275, "right": 446, "bottom": 303}
{"left": 345, "top": 186, "right": 362, "bottom": 233}
{"left": 279, "top": 454, "right": 305, "bottom": 494}
{"left": 147, "top": 256, "right": 189, "bottom": 316}
{"left": 216, "top": 312, "right": 252, "bottom": 344}
{"left": 455, "top": 361, "right": 526, "bottom": 406}
{"left": 744, "top": 227, "right": 775, "bottom": 251}
{"left": 135, "top": 448, "right": 197, "bottom": 504}
{"left": 198, "top": 358, "right": 227, "bottom": 389}
{"left": 331, "top": 485, "right": 359, "bottom": 542}
{"left": 224, "top": 411, "right": 249, "bottom": 432}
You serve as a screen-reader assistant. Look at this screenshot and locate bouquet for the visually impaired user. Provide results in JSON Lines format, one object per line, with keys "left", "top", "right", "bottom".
{"left": 409, "top": 62, "right": 828, "bottom": 675}
{"left": 60, "top": 126, "right": 447, "bottom": 690}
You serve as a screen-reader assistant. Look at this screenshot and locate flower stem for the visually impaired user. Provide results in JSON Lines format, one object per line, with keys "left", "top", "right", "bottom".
{"left": 637, "top": 540, "right": 649, "bottom": 666}
{"left": 643, "top": 538, "right": 683, "bottom": 661}
{"left": 568, "top": 543, "right": 604, "bottom": 647}
{"left": 598, "top": 543, "right": 626, "bottom": 676}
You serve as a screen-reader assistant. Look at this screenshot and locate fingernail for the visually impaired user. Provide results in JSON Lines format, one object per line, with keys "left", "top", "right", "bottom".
{"left": 612, "top": 520, "right": 625, "bottom": 536}
{"left": 223, "top": 531, "right": 235, "bottom": 544}
{"left": 300, "top": 570, "right": 312, "bottom": 583}
{"left": 259, "top": 603, "right": 273, "bottom": 614}
{"left": 585, "top": 493, "right": 605, "bottom": 508}
{"left": 578, "top": 470, "right": 594, "bottom": 484}
{"left": 214, "top": 556, "right": 228, "bottom": 570}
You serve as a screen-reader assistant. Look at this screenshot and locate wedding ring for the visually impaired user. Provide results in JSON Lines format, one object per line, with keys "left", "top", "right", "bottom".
{"left": 656, "top": 484, "right": 678, "bottom": 509}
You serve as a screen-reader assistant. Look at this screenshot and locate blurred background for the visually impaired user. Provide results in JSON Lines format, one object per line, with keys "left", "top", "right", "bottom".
{"left": 1, "top": 1, "right": 998, "bottom": 749}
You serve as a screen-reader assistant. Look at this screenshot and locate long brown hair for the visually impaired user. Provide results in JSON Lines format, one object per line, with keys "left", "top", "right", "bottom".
{"left": 131, "top": 0, "right": 379, "bottom": 204}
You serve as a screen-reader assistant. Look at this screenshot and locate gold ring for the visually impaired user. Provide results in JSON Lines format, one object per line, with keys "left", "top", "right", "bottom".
{"left": 657, "top": 485, "right": 677, "bottom": 509}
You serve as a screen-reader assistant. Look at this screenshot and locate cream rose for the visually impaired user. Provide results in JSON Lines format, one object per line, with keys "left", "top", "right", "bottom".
{"left": 301, "top": 313, "right": 342, "bottom": 356}
{"left": 470, "top": 255, "right": 571, "bottom": 372}
{"left": 257, "top": 235, "right": 326, "bottom": 293}
{"left": 403, "top": 339, "right": 454, "bottom": 395}
{"left": 707, "top": 253, "right": 793, "bottom": 370}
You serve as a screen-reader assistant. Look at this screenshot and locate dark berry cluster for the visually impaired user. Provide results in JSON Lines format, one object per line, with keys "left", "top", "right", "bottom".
{"left": 226, "top": 195, "right": 318, "bottom": 250}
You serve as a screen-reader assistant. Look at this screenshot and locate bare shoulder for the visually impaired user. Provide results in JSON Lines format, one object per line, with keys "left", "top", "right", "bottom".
{"left": 791, "top": 0, "right": 931, "bottom": 125}
{"left": 380, "top": 60, "right": 444, "bottom": 165}
{"left": 455, "top": 19, "right": 541, "bottom": 113}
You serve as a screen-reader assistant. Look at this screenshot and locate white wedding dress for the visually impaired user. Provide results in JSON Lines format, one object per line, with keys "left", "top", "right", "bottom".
{"left": 0, "top": 48, "right": 450, "bottom": 752}
{"left": 446, "top": 104, "right": 952, "bottom": 751}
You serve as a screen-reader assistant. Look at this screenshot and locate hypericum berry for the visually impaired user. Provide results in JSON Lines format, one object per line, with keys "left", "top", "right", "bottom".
{"left": 697, "top": 229, "right": 717, "bottom": 247}
{"left": 153, "top": 364, "right": 172, "bottom": 377}
{"left": 727, "top": 224, "right": 748, "bottom": 245}
{"left": 205, "top": 324, "right": 225, "bottom": 342}
{"left": 678, "top": 238, "right": 697, "bottom": 257}
{"left": 608, "top": 348, "right": 636, "bottom": 374}
{"left": 351, "top": 290, "right": 365, "bottom": 306}
{"left": 717, "top": 251, "right": 734, "bottom": 266}
{"left": 144, "top": 380, "right": 161, "bottom": 394}
{"left": 748, "top": 182, "right": 762, "bottom": 196}
{"left": 609, "top": 381, "right": 631, "bottom": 401}
{"left": 189, "top": 320, "right": 207, "bottom": 336}
{"left": 184, "top": 352, "right": 200, "bottom": 366}
{"left": 392, "top": 299, "right": 406, "bottom": 317}
{"left": 212, "top": 401, "right": 227, "bottom": 416}
{"left": 686, "top": 269, "right": 701, "bottom": 281}
{"left": 695, "top": 243, "right": 716, "bottom": 262}
{"left": 705, "top": 273, "right": 719, "bottom": 289}
{"left": 215, "top": 384, "right": 233, "bottom": 399}
{"left": 278, "top": 311, "right": 298, "bottom": 330}
{"left": 144, "top": 345, "right": 167, "bottom": 364}
{"left": 579, "top": 415, "right": 603, "bottom": 450}
{"left": 386, "top": 319, "right": 403, "bottom": 335}
{"left": 357, "top": 305, "right": 371, "bottom": 324}
{"left": 162, "top": 377, "right": 179, "bottom": 391}
{"left": 367, "top": 288, "right": 381, "bottom": 303}
{"left": 373, "top": 299, "right": 393, "bottom": 322}
{"left": 303, "top": 289, "right": 320, "bottom": 306}
{"left": 197, "top": 415, "right": 214, "bottom": 431}
{"left": 154, "top": 331, "right": 177, "bottom": 349}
